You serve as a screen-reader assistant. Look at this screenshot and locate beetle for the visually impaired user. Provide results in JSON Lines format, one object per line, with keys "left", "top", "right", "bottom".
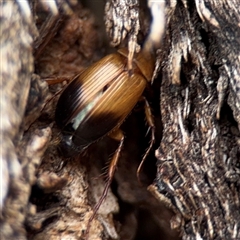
{"left": 55, "top": 47, "right": 155, "bottom": 154}
{"left": 55, "top": 46, "right": 156, "bottom": 232}
{"left": 54, "top": 1, "right": 165, "bottom": 236}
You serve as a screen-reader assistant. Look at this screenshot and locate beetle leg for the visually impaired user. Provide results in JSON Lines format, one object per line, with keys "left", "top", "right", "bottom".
{"left": 85, "top": 129, "right": 124, "bottom": 236}
{"left": 44, "top": 73, "right": 81, "bottom": 85}
{"left": 137, "top": 97, "right": 155, "bottom": 181}
{"left": 127, "top": 45, "right": 134, "bottom": 72}
{"left": 44, "top": 76, "right": 70, "bottom": 85}
{"left": 107, "top": 129, "right": 125, "bottom": 179}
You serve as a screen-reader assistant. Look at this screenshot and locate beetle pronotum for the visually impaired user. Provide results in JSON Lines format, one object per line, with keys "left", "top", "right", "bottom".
{"left": 55, "top": 0, "right": 165, "bottom": 236}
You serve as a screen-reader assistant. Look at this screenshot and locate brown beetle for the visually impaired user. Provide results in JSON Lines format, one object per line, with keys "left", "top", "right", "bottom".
{"left": 55, "top": 1, "right": 165, "bottom": 236}
{"left": 55, "top": 47, "right": 155, "bottom": 154}
{"left": 55, "top": 46, "right": 156, "bottom": 230}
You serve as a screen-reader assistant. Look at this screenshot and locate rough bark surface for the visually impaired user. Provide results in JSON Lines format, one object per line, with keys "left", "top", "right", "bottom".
{"left": 0, "top": 2, "right": 39, "bottom": 240}
{"left": 154, "top": 0, "right": 240, "bottom": 239}
{"left": 1, "top": 0, "right": 239, "bottom": 240}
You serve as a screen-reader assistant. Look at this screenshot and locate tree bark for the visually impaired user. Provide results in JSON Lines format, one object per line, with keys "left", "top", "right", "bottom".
{"left": 1, "top": 0, "right": 239, "bottom": 240}
{"left": 153, "top": 0, "right": 240, "bottom": 239}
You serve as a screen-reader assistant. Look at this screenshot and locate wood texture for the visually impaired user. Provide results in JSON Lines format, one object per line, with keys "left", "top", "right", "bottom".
{"left": 1, "top": 0, "right": 239, "bottom": 239}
